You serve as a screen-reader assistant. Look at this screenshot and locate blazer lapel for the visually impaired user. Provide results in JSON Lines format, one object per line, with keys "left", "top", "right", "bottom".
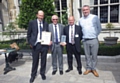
{"left": 42, "top": 20, "right": 46, "bottom": 31}
{"left": 35, "top": 20, "right": 38, "bottom": 32}
{"left": 67, "top": 25, "right": 70, "bottom": 36}
{"left": 51, "top": 24, "right": 54, "bottom": 34}
{"left": 58, "top": 24, "right": 62, "bottom": 36}
{"left": 50, "top": 24, "right": 54, "bottom": 41}
{"left": 74, "top": 25, "right": 76, "bottom": 34}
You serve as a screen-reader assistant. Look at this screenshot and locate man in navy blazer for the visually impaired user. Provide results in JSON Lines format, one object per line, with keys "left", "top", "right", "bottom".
{"left": 64, "top": 16, "right": 83, "bottom": 74}
{"left": 27, "top": 10, "right": 49, "bottom": 82}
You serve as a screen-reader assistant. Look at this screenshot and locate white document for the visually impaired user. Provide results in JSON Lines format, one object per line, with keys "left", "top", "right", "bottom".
{"left": 41, "top": 32, "right": 51, "bottom": 45}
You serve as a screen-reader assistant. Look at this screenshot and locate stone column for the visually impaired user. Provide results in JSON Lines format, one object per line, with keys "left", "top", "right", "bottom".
{"left": 0, "top": 3, "right": 4, "bottom": 31}
{"left": 7, "top": 0, "right": 16, "bottom": 22}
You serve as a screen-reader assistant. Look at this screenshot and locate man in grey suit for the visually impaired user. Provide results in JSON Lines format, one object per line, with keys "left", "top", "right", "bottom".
{"left": 49, "top": 15, "right": 65, "bottom": 75}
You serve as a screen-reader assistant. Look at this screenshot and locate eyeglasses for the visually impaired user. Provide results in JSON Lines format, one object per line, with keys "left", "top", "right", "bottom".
{"left": 52, "top": 19, "right": 58, "bottom": 20}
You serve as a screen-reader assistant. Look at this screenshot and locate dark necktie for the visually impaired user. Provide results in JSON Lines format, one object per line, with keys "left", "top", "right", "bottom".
{"left": 55, "top": 25, "right": 58, "bottom": 44}
{"left": 71, "top": 26, "right": 74, "bottom": 44}
{"left": 39, "top": 22, "right": 42, "bottom": 39}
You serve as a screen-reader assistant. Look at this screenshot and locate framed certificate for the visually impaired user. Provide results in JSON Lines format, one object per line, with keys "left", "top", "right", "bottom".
{"left": 61, "top": 35, "right": 66, "bottom": 42}
{"left": 41, "top": 32, "right": 51, "bottom": 45}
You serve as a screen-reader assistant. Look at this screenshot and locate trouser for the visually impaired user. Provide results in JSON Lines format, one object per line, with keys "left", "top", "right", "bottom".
{"left": 52, "top": 44, "right": 63, "bottom": 71}
{"left": 31, "top": 43, "right": 48, "bottom": 77}
{"left": 67, "top": 43, "right": 82, "bottom": 71}
{"left": 83, "top": 38, "right": 99, "bottom": 70}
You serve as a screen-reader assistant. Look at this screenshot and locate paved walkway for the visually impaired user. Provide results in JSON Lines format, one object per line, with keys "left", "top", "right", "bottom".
{"left": 0, "top": 54, "right": 120, "bottom": 83}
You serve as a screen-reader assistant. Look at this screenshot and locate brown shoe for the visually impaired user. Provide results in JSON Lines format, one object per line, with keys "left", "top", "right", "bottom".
{"left": 92, "top": 70, "right": 99, "bottom": 77}
{"left": 83, "top": 70, "right": 91, "bottom": 75}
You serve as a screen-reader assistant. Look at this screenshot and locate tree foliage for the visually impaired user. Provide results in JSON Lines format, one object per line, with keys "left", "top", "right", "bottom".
{"left": 18, "top": 0, "right": 55, "bottom": 29}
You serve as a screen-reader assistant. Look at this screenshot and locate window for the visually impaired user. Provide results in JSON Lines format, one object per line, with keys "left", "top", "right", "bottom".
{"left": 100, "top": 6, "right": 108, "bottom": 23}
{"left": 91, "top": 7, "right": 98, "bottom": 15}
{"left": 110, "top": 0, "right": 119, "bottom": 3}
{"left": 100, "top": 0, "right": 108, "bottom": 4}
{"left": 110, "top": 5, "right": 119, "bottom": 22}
{"left": 92, "top": 0, "right": 120, "bottom": 23}
{"left": 88, "top": 0, "right": 120, "bottom": 23}
{"left": 54, "top": 0, "right": 67, "bottom": 23}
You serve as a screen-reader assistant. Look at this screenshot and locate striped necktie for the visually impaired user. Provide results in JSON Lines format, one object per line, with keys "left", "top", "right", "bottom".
{"left": 71, "top": 26, "right": 74, "bottom": 44}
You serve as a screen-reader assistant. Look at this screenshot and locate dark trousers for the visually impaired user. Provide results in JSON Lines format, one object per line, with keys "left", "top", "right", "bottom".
{"left": 66, "top": 43, "right": 82, "bottom": 71}
{"left": 31, "top": 43, "right": 48, "bottom": 77}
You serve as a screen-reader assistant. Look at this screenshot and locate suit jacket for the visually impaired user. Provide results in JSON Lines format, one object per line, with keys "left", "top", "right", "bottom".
{"left": 48, "top": 23, "right": 64, "bottom": 51}
{"left": 27, "top": 19, "right": 49, "bottom": 47}
{"left": 64, "top": 25, "right": 83, "bottom": 52}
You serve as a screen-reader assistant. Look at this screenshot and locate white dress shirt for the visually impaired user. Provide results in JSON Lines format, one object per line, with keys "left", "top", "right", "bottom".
{"left": 35, "top": 19, "right": 43, "bottom": 45}
{"left": 53, "top": 24, "right": 60, "bottom": 42}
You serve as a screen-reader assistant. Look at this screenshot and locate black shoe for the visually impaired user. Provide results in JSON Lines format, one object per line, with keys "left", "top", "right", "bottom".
{"left": 41, "top": 74, "right": 46, "bottom": 80}
{"left": 78, "top": 70, "right": 82, "bottom": 75}
{"left": 60, "top": 71, "right": 63, "bottom": 75}
{"left": 30, "top": 76, "right": 35, "bottom": 83}
{"left": 52, "top": 71, "right": 57, "bottom": 75}
{"left": 65, "top": 69, "right": 73, "bottom": 72}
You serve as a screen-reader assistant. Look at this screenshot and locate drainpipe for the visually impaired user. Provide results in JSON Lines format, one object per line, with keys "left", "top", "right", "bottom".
{"left": 71, "top": 0, "right": 73, "bottom": 16}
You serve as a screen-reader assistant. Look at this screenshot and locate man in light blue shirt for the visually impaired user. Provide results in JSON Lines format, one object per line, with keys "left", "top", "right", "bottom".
{"left": 78, "top": 5, "right": 101, "bottom": 77}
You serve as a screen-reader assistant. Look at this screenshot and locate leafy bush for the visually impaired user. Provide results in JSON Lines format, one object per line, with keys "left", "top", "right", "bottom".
{"left": 0, "top": 40, "right": 120, "bottom": 56}
{"left": 80, "top": 43, "right": 120, "bottom": 56}
{"left": 18, "top": 0, "right": 55, "bottom": 29}
{"left": 98, "top": 43, "right": 120, "bottom": 56}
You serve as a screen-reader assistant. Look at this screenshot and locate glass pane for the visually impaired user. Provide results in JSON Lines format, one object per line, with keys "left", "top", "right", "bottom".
{"left": 78, "top": 9, "right": 82, "bottom": 17}
{"left": 56, "top": 12, "right": 60, "bottom": 18}
{"left": 90, "top": 0, "right": 98, "bottom": 5}
{"left": 91, "top": 7, "right": 98, "bottom": 15}
{"left": 61, "top": 0, "right": 67, "bottom": 9}
{"left": 0, "top": 10, "right": 2, "bottom": 22}
{"left": 100, "top": 6, "right": 108, "bottom": 23}
{"left": 94, "top": 0, "right": 98, "bottom": 5}
{"left": 110, "top": 5, "right": 119, "bottom": 22}
{"left": 110, "top": 0, "right": 119, "bottom": 3}
{"left": 55, "top": 0, "right": 60, "bottom": 10}
{"left": 100, "top": 0, "right": 108, "bottom": 4}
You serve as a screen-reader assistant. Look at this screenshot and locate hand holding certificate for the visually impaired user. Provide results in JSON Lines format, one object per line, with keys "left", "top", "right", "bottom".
{"left": 41, "top": 32, "right": 51, "bottom": 45}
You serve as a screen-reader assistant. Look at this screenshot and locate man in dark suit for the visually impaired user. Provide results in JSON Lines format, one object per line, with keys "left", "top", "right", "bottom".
{"left": 64, "top": 16, "right": 83, "bottom": 74}
{"left": 49, "top": 15, "right": 64, "bottom": 75}
{"left": 27, "top": 10, "right": 49, "bottom": 83}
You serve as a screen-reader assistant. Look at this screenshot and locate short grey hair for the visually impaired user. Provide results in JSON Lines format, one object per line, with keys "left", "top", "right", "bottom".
{"left": 82, "top": 5, "right": 90, "bottom": 8}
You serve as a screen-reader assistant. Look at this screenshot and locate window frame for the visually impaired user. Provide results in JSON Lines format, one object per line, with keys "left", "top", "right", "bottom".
{"left": 90, "top": 0, "right": 120, "bottom": 23}
{"left": 54, "top": 0, "right": 67, "bottom": 23}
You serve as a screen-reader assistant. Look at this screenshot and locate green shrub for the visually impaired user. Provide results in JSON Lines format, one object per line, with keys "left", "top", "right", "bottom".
{"left": 0, "top": 40, "right": 120, "bottom": 56}
{"left": 0, "top": 44, "right": 10, "bottom": 49}
{"left": 98, "top": 43, "right": 120, "bottom": 56}
{"left": 80, "top": 43, "right": 120, "bottom": 56}
{"left": 18, "top": 0, "right": 55, "bottom": 29}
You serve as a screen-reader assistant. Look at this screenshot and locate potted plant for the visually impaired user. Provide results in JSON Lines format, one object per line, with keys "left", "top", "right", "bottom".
{"left": 104, "top": 23, "right": 119, "bottom": 45}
